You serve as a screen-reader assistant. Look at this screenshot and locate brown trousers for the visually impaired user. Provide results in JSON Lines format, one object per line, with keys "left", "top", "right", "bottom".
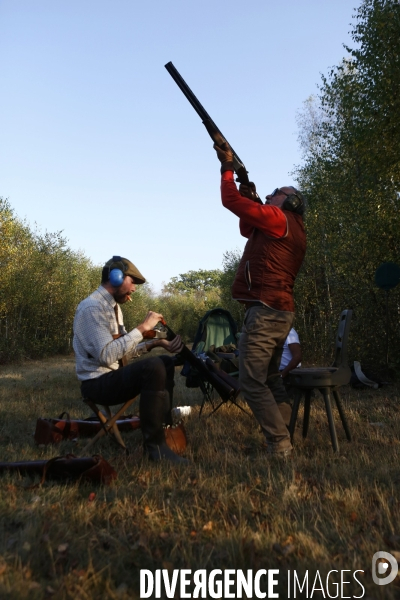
{"left": 239, "top": 304, "right": 294, "bottom": 451}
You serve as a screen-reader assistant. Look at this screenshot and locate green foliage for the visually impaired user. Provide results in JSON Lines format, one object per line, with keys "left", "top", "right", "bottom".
{"left": 0, "top": 198, "right": 99, "bottom": 361}
{"left": 155, "top": 287, "right": 222, "bottom": 343}
{"left": 158, "top": 262, "right": 245, "bottom": 341}
{"left": 293, "top": 0, "right": 400, "bottom": 372}
{"left": 158, "top": 269, "right": 223, "bottom": 341}
{"left": 162, "top": 269, "right": 222, "bottom": 295}
{"left": 219, "top": 249, "right": 246, "bottom": 326}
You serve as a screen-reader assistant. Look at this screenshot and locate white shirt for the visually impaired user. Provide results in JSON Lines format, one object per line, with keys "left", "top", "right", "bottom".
{"left": 73, "top": 286, "right": 143, "bottom": 381}
{"left": 280, "top": 328, "right": 301, "bottom": 370}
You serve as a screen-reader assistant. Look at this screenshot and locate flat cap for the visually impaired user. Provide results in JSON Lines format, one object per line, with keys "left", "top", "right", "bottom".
{"left": 104, "top": 256, "right": 146, "bottom": 285}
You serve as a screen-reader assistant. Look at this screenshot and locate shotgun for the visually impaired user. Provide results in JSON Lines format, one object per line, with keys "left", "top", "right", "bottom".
{"left": 0, "top": 455, "right": 117, "bottom": 484}
{"left": 160, "top": 320, "right": 241, "bottom": 402}
{"left": 164, "top": 61, "right": 262, "bottom": 204}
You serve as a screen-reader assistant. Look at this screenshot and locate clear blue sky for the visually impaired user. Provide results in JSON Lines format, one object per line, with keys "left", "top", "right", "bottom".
{"left": 1, "top": 0, "right": 357, "bottom": 292}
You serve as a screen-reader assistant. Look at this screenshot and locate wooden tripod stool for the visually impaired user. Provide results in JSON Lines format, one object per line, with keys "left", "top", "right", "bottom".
{"left": 82, "top": 397, "right": 137, "bottom": 452}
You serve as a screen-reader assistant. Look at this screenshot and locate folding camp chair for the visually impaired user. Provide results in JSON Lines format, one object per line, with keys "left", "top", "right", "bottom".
{"left": 192, "top": 308, "right": 238, "bottom": 354}
{"left": 182, "top": 308, "right": 249, "bottom": 417}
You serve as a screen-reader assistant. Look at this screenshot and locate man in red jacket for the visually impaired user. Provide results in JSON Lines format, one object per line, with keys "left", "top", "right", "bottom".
{"left": 213, "top": 142, "right": 306, "bottom": 456}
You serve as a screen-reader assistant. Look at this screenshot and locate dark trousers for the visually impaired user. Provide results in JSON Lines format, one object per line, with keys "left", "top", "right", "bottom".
{"left": 238, "top": 305, "right": 294, "bottom": 451}
{"left": 81, "top": 355, "right": 175, "bottom": 407}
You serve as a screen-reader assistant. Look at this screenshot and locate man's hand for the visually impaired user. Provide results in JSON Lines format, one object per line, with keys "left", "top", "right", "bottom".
{"left": 156, "top": 335, "right": 183, "bottom": 354}
{"left": 239, "top": 182, "right": 257, "bottom": 200}
{"left": 136, "top": 311, "right": 164, "bottom": 335}
{"left": 213, "top": 142, "right": 233, "bottom": 164}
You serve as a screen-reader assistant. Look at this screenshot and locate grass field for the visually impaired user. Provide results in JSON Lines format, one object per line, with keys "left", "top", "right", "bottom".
{"left": 0, "top": 354, "right": 400, "bottom": 599}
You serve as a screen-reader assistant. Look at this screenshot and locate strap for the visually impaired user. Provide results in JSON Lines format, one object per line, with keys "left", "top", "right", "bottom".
{"left": 57, "top": 411, "right": 71, "bottom": 421}
{"left": 55, "top": 412, "right": 72, "bottom": 439}
{"left": 25, "top": 453, "right": 76, "bottom": 489}
{"left": 114, "top": 304, "right": 128, "bottom": 368}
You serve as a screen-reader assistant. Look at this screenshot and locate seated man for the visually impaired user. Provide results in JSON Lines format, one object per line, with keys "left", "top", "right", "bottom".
{"left": 73, "top": 255, "right": 187, "bottom": 464}
{"left": 279, "top": 327, "right": 302, "bottom": 381}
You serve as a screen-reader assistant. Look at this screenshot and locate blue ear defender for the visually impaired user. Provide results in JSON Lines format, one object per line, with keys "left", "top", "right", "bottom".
{"left": 109, "top": 269, "right": 124, "bottom": 287}
{"left": 109, "top": 255, "right": 125, "bottom": 287}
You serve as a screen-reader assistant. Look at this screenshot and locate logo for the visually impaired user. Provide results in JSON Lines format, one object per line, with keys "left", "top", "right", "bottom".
{"left": 372, "top": 551, "right": 398, "bottom": 586}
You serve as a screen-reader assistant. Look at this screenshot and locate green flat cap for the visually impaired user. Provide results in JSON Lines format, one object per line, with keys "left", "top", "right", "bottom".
{"left": 104, "top": 256, "right": 146, "bottom": 285}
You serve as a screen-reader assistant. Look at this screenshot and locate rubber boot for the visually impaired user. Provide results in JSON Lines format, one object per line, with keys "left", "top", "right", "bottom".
{"left": 140, "top": 391, "right": 189, "bottom": 464}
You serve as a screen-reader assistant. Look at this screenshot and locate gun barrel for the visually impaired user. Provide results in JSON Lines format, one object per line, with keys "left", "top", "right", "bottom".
{"left": 165, "top": 61, "right": 212, "bottom": 123}
{"left": 164, "top": 61, "right": 244, "bottom": 165}
{"left": 164, "top": 61, "right": 263, "bottom": 202}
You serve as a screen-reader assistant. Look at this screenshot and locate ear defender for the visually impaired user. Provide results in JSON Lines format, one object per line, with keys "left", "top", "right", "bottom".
{"left": 109, "top": 255, "right": 126, "bottom": 287}
{"left": 282, "top": 192, "right": 305, "bottom": 215}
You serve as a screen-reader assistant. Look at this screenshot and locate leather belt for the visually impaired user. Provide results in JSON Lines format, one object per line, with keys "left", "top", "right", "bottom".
{"left": 243, "top": 301, "right": 264, "bottom": 311}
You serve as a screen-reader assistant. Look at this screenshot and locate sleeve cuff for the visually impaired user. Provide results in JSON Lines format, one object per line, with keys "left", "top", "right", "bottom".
{"left": 125, "top": 328, "right": 144, "bottom": 346}
{"left": 221, "top": 170, "right": 234, "bottom": 181}
{"left": 220, "top": 161, "right": 234, "bottom": 174}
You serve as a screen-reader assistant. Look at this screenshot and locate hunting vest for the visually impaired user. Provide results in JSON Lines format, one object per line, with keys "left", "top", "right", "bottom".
{"left": 232, "top": 211, "right": 306, "bottom": 312}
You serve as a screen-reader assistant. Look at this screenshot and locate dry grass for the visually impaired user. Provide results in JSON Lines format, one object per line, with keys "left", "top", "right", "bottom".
{"left": 1, "top": 355, "right": 400, "bottom": 599}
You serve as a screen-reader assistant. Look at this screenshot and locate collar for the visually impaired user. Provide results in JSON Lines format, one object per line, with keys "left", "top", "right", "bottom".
{"left": 97, "top": 285, "right": 117, "bottom": 308}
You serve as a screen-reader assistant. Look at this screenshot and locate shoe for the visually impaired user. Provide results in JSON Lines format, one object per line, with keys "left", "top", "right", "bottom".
{"left": 140, "top": 391, "right": 189, "bottom": 465}
{"left": 144, "top": 441, "right": 189, "bottom": 465}
{"left": 263, "top": 444, "right": 293, "bottom": 458}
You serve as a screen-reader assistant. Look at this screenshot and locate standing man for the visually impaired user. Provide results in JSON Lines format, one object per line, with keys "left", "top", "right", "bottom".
{"left": 73, "top": 256, "right": 187, "bottom": 464}
{"left": 212, "top": 144, "right": 306, "bottom": 456}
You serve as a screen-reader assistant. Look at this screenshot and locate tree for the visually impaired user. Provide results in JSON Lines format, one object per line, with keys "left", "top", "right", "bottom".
{"left": 0, "top": 197, "right": 99, "bottom": 360}
{"left": 162, "top": 269, "right": 222, "bottom": 296}
{"left": 293, "top": 0, "right": 400, "bottom": 370}
{"left": 157, "top": 270, "right": 222, "bottom": 341}
{"left": 219, "top": 249, "right": 245, "bottom": 325}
